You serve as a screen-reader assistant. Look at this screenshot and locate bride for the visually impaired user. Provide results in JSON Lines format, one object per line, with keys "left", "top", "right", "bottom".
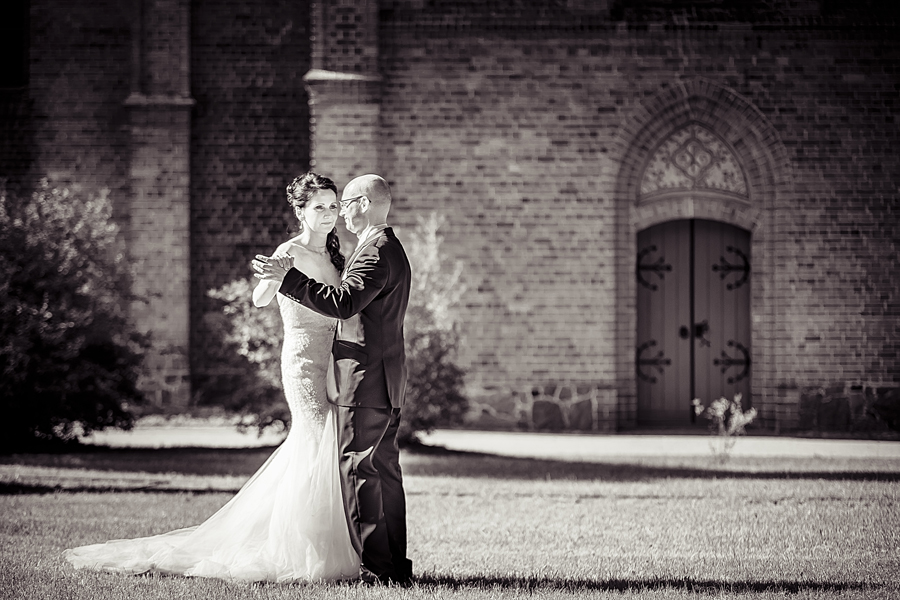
{"left": 65, "top": 173, "right": 360, "bottom": 583}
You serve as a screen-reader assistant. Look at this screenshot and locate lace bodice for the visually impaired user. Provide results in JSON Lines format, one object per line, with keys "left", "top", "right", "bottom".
{"left": 277, "top": 294, "right": 337, "bottom": 441}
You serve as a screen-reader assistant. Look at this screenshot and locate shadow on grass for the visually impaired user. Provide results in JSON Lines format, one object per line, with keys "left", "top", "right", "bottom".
{"left": 412, "top": 573, "right": 876, "bottom": 594}
{"left": 0, "top": 445, "right": 275, "bottom": 475}
{"left": 402, "top": 444, "right": 900, "bottom": 482}
{"left": 0, "top": 481, "right": 237, "bottom": 495}
{"left": 2, "top": 443, "right": 900, "bottom": 497}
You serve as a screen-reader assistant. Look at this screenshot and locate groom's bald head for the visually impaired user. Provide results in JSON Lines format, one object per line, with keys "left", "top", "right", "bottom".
{"left": 345, "top": 174, "right": 391, "bottom": 206}
{"left": 342, "top": 174, "right": 392, "bottom": 225}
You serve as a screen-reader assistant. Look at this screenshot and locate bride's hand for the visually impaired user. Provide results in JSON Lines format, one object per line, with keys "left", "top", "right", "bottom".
{"left": 252, "top": 254, "right": 292, "bottom": 281}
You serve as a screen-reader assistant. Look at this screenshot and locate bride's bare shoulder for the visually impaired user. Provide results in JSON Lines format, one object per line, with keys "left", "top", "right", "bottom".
{"left": 283, "top": 236, "right": 327, "bottom": 256}
{"left": 283, "top": 240, "right": 325, "bottom": 272}
{"left": 275, "top": 237, "right": 305, "bottom": 257}
{"left": 280, "top": 235, "right": 303, "bottom": 250}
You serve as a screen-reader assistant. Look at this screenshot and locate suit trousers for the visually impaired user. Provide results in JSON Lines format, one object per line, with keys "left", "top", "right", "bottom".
{"left": 336, "top": 405, "right": 412, "bottom": 579}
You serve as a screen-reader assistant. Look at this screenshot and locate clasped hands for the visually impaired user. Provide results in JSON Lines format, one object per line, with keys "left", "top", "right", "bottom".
{"left": 251, "top": 254, "right": 293, "bottom": 281}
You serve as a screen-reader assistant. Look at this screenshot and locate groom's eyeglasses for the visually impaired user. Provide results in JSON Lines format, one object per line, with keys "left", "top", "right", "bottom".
{"left": 340, "top": 195, "right": 366, "bottom": 211}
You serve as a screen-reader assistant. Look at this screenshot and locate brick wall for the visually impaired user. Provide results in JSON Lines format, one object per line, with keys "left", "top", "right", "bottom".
{"left": 13, "top": 0, "right": 899, "bottom": 431}
{"left": 125, "top": 0, "right": 193, "bottom": 407}
{"left": 190, "top": 0, "right": 313, "bottom": 392}
{"left": 377, "top": 1, "right": 899, "bottom": 429}
{"left": 304, "top": 0, "right": 382, "bottom": 248}
{"left": 382, "top": 33, "right": 619, "bottom": 396}
{"left": 773, "top": 35, "right": 899, "bottom": 385}
{"left": 6, "top": 1, "right": 132, "bottom": 210}
{"left": 5, "top": 1, "right": 195, "bottom": 407}
{"left": 127, "top": 100, "right": 192, "bottom": 406}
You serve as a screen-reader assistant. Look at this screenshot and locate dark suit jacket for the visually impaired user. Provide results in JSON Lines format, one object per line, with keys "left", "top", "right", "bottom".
{"left": 279, "top": 227, "right": 411, "bottom": 409}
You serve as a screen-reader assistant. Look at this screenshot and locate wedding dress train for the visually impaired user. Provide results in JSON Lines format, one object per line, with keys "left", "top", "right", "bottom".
{"left": 64, "top": 295, "right": 360, "bottom": 582}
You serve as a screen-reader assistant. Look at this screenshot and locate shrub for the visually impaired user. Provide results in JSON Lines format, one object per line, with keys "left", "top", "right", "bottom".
{"left": 201, "top": 212, "right": 468, "bottom": 444}
{"left": 0, "top": 180, "right": 147, "bottom": 450}
{"left": 398, "top": 213, "right": 468, "bottom": 444}
{"left": 197, "top": 279, "right": 288, "bottom": 432}
{"left": 692, "top": 394, "right": 757, "bottom": 461}
{"left": 870, "top": 387, "right": 900, "bottom": 432}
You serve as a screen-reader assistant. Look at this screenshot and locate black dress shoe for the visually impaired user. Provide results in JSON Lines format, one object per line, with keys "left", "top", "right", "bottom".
{"left": 358, "top": 568, "right": 383, "bottom": 585}
{"left": 381, "top": 572, "right": 414, "bottom": 588}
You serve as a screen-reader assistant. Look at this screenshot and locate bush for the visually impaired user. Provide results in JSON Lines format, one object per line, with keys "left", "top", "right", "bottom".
{"left": 201, "top": 213, "right": 468, "bottom": 444}
{"left": 0, "top": 180, "right": 147, "bottom": 450}
{"left": 692, "top": 394, "right": 757, "bottom": 461}
{"left": 870, "top": 387, "right": 900, "bottom": 432}
{"left": 398, "top": 213, "right": 468, "bottom": 444}
{"left": 197, "top": 279, "right": 288, "bottom": 432}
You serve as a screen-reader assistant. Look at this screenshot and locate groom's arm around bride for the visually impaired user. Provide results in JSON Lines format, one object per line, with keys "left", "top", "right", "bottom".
{"left": 253, "top": 174, "right": 413, "bottom": 586}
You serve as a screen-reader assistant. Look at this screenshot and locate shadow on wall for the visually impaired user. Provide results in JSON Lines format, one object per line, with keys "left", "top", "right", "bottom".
{"left": 770, "top": 383, "right": 900, "bottom": 437}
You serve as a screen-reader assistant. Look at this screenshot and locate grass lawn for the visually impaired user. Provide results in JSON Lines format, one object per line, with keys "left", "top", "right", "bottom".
{"left": 1, "top": 444, "right": 899, "bottom": 599}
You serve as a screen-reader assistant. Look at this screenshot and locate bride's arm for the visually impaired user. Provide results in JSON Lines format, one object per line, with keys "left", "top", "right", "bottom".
{"left": 252, "top": 278, "right": 280, "bottom": 307}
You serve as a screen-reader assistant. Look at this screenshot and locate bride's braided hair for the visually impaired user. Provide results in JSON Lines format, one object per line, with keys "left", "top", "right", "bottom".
{"left": 286, "top": 173, "right": 345, "bottom": 273}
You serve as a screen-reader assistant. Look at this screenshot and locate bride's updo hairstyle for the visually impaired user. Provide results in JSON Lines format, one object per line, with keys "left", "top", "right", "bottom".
{"left": 286, "top": 172, "right": 345, "bottom": 273}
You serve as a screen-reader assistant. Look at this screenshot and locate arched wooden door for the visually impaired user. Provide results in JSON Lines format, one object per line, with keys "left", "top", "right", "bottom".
{"left": 636, "top": 219, "right": 751, "bottom": 426}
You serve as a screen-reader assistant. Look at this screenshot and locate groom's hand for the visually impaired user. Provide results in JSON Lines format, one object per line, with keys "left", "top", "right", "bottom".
{"left": 252, "top": 254, "right": 292, "bottom": 281}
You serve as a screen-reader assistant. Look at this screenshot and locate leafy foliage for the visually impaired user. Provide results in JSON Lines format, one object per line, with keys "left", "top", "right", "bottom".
{"left": 0, "top": 181, "right": 147, "bottom": 450}
{"left": 398, "top": 213, "right": 468, "bottom": 444}
{"left": 200, "top": 213, "right": 468, "bottom": 443}
{"left": 197, "top": 279, "right": 289, "bottom": 433}
{"left": 870, "top": 387, "right": 900, "bottom": 432}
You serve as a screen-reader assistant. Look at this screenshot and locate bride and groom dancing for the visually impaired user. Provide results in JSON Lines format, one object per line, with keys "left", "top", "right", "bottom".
{"left": 65, "top": 173, "right": 414, "bottom": 586}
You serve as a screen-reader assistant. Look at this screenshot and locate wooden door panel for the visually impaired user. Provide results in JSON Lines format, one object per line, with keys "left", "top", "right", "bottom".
{"left": 637, "top": 220, "right": 691, "bottom": 425}
{"left": 664, "top": 221, "right": 692, "bottom": 421}
{"left": 695, "top": 219, "right": 752, "bottom": 408}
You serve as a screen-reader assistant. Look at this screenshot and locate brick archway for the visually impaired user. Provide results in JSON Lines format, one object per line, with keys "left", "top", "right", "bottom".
{"left": 611, "top": 77, "right": 793, "bottom": 429}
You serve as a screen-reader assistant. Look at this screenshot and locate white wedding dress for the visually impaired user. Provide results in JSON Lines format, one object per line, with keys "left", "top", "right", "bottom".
{"left": 65, "top": 295, "right": 360, "bottom": 582}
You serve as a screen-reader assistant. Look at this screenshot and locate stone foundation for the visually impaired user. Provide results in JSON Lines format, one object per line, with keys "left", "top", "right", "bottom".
{"left": 772, "top": 382, "right": 899, "bottom": 436}
{"left": 465, "top": 384, "right": 619, "bottom": 433}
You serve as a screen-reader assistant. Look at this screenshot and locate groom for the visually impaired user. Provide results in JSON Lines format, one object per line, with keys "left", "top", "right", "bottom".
{"left": 252, "top": 174, "right": 413, "bottom": 586}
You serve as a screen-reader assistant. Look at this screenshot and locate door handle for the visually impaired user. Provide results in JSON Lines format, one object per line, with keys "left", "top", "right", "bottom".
{"left": 679, "top": 321, "right": 711, "bottom": 347}
{"left": 694, "top": 320, "right": 710, "bottom": 347}
{"left": 694, "top": 320, "right": 708, "bottom": 339}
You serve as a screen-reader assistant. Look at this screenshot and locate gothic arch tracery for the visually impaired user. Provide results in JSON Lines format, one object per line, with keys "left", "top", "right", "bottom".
{"left": 639, "top": 122, "right": 749, "bottom": 202}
